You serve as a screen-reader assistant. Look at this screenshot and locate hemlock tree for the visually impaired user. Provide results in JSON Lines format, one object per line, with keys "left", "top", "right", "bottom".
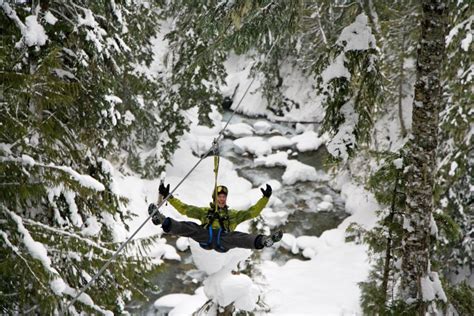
{"left": 0, "top": 1, "right": 182, "bottom": 313}
{"left": 399, "top": 0, "right": 448, "bottom": 313}
{"left": 433, "top": 0, "right": 473, "bottom": 312}
{"left": 370, "top": 0, "right": 419, "bottom": 144}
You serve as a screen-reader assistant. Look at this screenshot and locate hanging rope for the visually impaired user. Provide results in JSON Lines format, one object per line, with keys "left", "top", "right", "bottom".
{"left": 64, "top": 35, "right": 281, "bottom": 315}
{"left": 213, "top": 138, "right": 220, "bottom": 213}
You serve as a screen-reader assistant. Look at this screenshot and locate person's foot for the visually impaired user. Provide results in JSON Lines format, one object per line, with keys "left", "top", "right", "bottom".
{"left": 148, "top": 203, "right": 165, "bottom": 225}
{"left": 262, "top": 230, "right": 283, "bottom": 247}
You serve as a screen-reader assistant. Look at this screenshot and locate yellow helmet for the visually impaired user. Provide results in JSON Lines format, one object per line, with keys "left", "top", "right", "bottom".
{"left": 212, "top": 185, "right": 228, "bottom": 199}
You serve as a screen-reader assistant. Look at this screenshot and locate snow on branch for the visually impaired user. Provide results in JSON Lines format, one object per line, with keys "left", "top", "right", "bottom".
{"left": 4, "top": 207, "right": 57, "bottom": 274}
{"left": 420, "top": 272, "right": 447, "bottom": 302}
{"left": 0, "top": 154, "right": 105, "bottom": 191}
{"left": 326, "top": 100, "right": 359, "bottom": 162}
{"left": 0, "top": 229, "right": 48, "bottom": 290}
{"left": 22, "top": 218, "right": 114, "bottom": 255}
{"left": 3, "top": 206, "right": 113, "bottom": 313}
{"left": 446, "top": 15, "right": 473, "bottom": 51}
{"left": 1, "top": 3, "right": 26, "bottom": 33}
{"left": 336, "top": 13, "right": 377, "bottom": 52}
{"left": 2, "top": 3, "right": 48, "bottom": 48}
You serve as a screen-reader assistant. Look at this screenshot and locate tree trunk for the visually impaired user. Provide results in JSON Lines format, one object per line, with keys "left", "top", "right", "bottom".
{"left": 400, "top": 0, "right": 447, "bottom": 314}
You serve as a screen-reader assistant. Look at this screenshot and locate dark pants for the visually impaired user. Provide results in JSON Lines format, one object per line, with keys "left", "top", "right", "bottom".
{"left": 162, "top": 218, "right": 264, "bottom": 252}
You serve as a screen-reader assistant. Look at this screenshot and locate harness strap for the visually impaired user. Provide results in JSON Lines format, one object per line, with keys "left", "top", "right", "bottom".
{"left": 199, "top": 225, "right": 214, "bottom": 248}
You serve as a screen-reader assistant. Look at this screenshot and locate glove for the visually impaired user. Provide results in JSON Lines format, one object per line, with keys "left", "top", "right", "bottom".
{"left": 159, "top": 183, "right": 170, "bottom": 197}
{"left": 148, "top": 203, "right": 158, "bottom": 216}
{"left": 260, "top": 184, "right": 272, "bottom": 198}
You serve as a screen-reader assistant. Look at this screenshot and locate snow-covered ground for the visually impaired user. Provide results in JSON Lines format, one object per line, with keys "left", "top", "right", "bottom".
{"left": 109, "top": 104, "right": 381, "bottom": 315}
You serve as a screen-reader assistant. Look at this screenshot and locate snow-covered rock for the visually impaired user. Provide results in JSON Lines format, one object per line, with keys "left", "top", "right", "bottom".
{"left": 291, "top": 131, "right": 327, "bottom": 152}
{"left": 253, "top": 120, "right": 272, "bottom": 134}
{"left": 261, "top": 208, "right": 289, "bottom": 228}
{"left": 254, "top": 151, "right": 289, "bottom": 167}
{"left": 154, "top": 287, "right": 207, "bottom": 315}
{"left": 282, "top": 160, "right": 328, "bottom": 185}
{"left": 176, "top": 237, "right": 190, "bottom": 251}
{"left": 268, "top": 135, "right": 295, "bottom": 149}
{"left": 190, "top": 241, "right": 259, "bottom": 311}
{"left": 226, "top": 122, "right": 254, "bottom": 138}
{"left": 233, "top": 136, "right": 272, "bottom": 156}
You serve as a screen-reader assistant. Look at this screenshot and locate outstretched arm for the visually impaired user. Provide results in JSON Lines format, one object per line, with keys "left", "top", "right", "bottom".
{"left": 232, "top": 184, "right": 272, "bottom": 225}
{"left": 232, "top": 196, "right": 269, "bottom": 225}
{"left": 159, "top": 183, "right": 206, "bottom": 220}
{"left": 168, "top": 197, "right": 207, "bottom": 220}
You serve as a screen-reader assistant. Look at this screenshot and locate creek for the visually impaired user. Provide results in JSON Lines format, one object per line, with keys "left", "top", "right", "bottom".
{"left": 128, "top": 112, "right": 349, "bottom": 314}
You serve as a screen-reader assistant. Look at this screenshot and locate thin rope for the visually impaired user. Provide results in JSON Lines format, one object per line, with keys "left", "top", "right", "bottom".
{"left": 64, "top": 34, "right": 281, "bottom": 315}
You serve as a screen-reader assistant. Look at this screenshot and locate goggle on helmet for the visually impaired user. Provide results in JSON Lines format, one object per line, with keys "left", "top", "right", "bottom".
{"left": 213, "top": 185, "right": 228, "bottom": 198}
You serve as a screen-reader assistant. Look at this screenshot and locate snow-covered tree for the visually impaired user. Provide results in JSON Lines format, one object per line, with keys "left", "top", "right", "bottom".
{"left": 370, "top": 0, "right": 419, "bottom": 144}
{"left": 433, "top": 0, "right": 473, "bottom": 312}
{"left": 0, "top": 1, "right": 176, "bottom": 313}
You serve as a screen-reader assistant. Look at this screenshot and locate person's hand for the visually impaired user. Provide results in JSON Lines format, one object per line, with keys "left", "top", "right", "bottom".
{"left": 159, "top": 183, "right": 170, "bottom": 197}
{"left": 260, "top": 184, "right": 272, "bottom": 198}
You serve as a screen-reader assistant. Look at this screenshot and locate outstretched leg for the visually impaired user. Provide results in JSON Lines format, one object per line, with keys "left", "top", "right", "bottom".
{"left": 219, "top": 230, "right": 283, "bottom": 250}
{"left": 148, "top": 203, "right": 210, "bottom": 244}
{"left": 161, "top": 218, "right": 211, "bottom": 245}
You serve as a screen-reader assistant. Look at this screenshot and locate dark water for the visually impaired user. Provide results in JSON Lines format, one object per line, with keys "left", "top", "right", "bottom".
{"left": 128, "top": 113, "right": 348, "bottom": 314}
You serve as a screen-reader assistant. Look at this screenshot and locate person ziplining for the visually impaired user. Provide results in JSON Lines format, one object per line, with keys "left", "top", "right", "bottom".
{"left": 63, "top": 36, "right": 284, "bottom": 311}
{"left": 148, "top": 183, "right": 283, "bottom": 252}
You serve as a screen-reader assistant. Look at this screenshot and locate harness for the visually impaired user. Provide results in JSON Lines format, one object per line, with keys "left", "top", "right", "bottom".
{"left": 199, "top": 206, "right": 231, "bottom": 252}
{"left": 203, "top": 206, "right": 231, "bottom": 231}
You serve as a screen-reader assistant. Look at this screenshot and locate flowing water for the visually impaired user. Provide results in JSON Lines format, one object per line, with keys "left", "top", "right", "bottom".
{"left": 128, "top": 112, "right": 349, "bottom": 314}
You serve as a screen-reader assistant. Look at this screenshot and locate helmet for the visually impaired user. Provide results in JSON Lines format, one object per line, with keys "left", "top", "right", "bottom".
{"left": 212, "top": 185, "right": 228, "bottom": 199}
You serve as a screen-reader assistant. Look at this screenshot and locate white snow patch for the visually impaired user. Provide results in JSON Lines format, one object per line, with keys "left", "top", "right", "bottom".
{"left": 44, "top": 11, "right": 58, "bottom": 25}
{"left": 189, "top": 242, "right": 259, "bottom": 311}
{"left": 50, "top": 278, "right": 66, "bottom": 296}
{"left": 255, "top": 151, "right": 289, "bottom": 168}
{"left": 233, "top": 136, "right": 272, "bottom": 157}
{"left": 448, "top": 161, "right": 458, "bottom": 176}
{"left": 226, "top": 122, "right": 254, "bottom": 137}
{"left": 282, "top": 160, "right": 327, "bottom": 185}
{"left": 253, "top": 121, "right": 272, "bottom": 134}
{"left": 22, "top": 15, "right": 48, "bottom": 47}
{"left": 337, "top": 13, "right": 376, "bottom": 52}
{"left": 421, "top": 272, "right": 447, "bottom": 302}
{"left": 291, "top": 131, "right": 327, "bottom": 152}
{"left": 21, "top": 154, "right": 35, "bottom": 167}
{"left": 322, "top": 53, "right": 350, "bottom": 83}
{"left": 6, "top": 209, "right": 58, "bottom": 274}
{"left": 123, "top": 110, "right": 135, "bottom": 126}
{"left": 261, "top": 207, "right": 289, "bottom": 228}
{"left": 393, "top": 158, "right": 404, "bottom": 169}
{"left": 267, "top": 135, "right": 294, "bottom": 149}
{"left": 176, "top": 237, "right": 190, "bottom": 251}
{"left": 82, "top": 216, "right": 102, "bottom": 237}
{"left": 154, "top": 287, "right": 207, "bottom": 315}
{"left": 48, "top": 164, "right": 105, "bottom": 191}
{"left": 326, "top": 100, "right": 359, "bottom": 161}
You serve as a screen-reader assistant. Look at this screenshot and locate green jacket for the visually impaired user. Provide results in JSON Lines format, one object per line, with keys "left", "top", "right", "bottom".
{"left": 168, "top": 196, "right": 269, "bottom": 231}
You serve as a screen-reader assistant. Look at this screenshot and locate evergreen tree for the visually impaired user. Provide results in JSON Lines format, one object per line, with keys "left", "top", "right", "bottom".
{"left": 433, "top": 0, "right": 473, "bottom": 312}
{"left": 0, "top": 1, "right": 175, "bottom": 313}
{"left": 359, "top": 154, "right": 406, "bottom": 314}
{"left": 370, "top": 0, "right": 419, "bottom": 144}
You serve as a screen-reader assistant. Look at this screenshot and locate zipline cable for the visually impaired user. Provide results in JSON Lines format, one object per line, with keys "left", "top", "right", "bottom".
{"left": 64, "top": 35, "right": 281, "bottom": 314}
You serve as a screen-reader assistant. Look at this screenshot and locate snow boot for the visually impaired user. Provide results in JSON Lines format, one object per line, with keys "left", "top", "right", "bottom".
{"left": 262, "top": 230, "right": 283, "bottom": 247}
{"left": 148, "top": 203, "right": 165, "bottom": 225}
